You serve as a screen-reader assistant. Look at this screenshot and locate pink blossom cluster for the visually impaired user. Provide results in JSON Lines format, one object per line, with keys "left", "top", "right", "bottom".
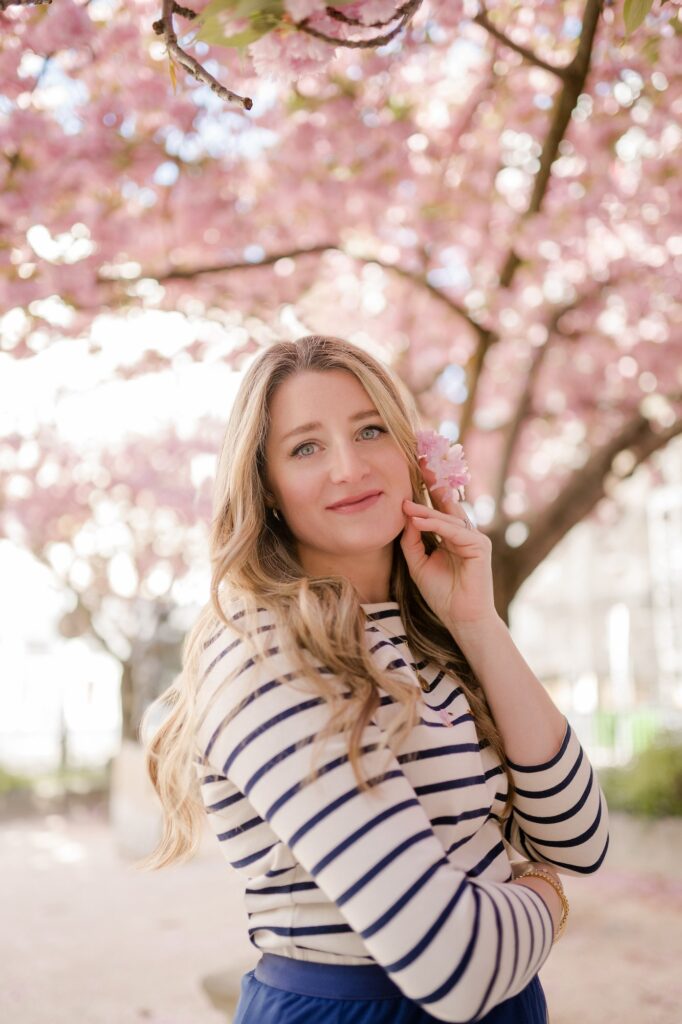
{"left": 416, "top": 430, "right": 471, "bottom": 500}
{"left": 203, "top": 0, "right": 429, "bottom": 84}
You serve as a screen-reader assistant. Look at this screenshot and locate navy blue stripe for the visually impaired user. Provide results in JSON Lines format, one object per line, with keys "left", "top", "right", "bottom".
{"left": 206, "top": 790, "right": 245, "bottom": 812}
{"left": 289, "top": 769, "right": 404, "bottom": 848}
{"left": 386, "top": 657, "right": 416, "bottom": 675}
{"left": 415, "top": 774, "right": 486, "bottom": 796}
{"left": 398, "top": 742, "right": 481, "bottom": 766}
{"left": 202, "top": 624, "right": 226, "bottom": 650}
{"left": 507, "top": 882, "right": 535, "bottom": 975}
{"left": 431, "top": 807, "right": 489, "bottom": 828}
{"left": 525, "top": 829, "right": 610, "bottom": 873}
{"left": 205, "top": 677, "right": 283, "bottom": 759}
{"left": 513, "top": 746, "right": 584, "bottom": 799}
{"left": 222, "top": 696, "right": 324, "bottom": 775}
{"left": 230, "top": 842, "right": 277, "bottom": 869}
{"left": 418, "top": 884, "right": 481, "bottom": 1004}
{"left": 246, "top": 732, "right": 317, "bottom": 792}
{"left": 265, "top": 742, "right": 381, "bottom": 819}
{"left": 204, "top": 634, "right": 242, "bottom": 674}
{"left": 471, "top": 885, "right": 503, "bottom": 1018}
{"left": 336, "top": 830, "right": 433, "bottom": 907}
{"left": 444, "top": 830, "right": 477, "bottom": 855}
{"left": 494, "top": 886, "right": 520, "bottom": 999}
{"left": 291, "top": 943, "right": 375, "bottom": 959}
{"left": 365, "top": 609, "right": 402, "bottom": 624}
{"left": 522, "top": 799, "right": 603, "bottom": 848}
{"left": 518, "top": 829, "right": 537, "bottom": 862}
{"left": 384, "top": 876, "right": 468, "bottom": 972}
{"left": 514, "top": 765, "right": 594, "bottom": 824}
{"left": 449, "top": 711, "right": 475, "bottom": 727}
{"left": 249, "top": 923, "right": 352, "bottom": 937}
{"left": 217, "top": 814, "right": 265, "bottom": 841}
{"left": 312, "top": 798, "right": 420, "bottom": 878}
{"left": 367, "top": 636, "right": 405, "bottom": 657}
{"left": 431, "top": 686, "right": 463, "bottom": 711}
{"left": 362, "top": 856, "right": 450, "bottom": 939}
{"left": 466, "top": 841, "right": 505, "bottom": 877}
{"left": 246, "top": 881, "right": 318, "bottom": 895}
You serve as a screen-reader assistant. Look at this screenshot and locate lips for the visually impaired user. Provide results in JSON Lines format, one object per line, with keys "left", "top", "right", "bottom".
{"left": 327, "top": 490, "right": 383, "bottom": 510}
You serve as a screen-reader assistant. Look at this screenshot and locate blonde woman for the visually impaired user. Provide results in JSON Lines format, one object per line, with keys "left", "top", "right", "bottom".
{"left": 140, "top": 335, "right": 609, "bottom": 1024}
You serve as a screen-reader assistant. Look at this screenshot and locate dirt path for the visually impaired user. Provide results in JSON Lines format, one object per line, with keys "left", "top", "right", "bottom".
{"left": 2, "top": 809, "right": 680, "bottom": 1024}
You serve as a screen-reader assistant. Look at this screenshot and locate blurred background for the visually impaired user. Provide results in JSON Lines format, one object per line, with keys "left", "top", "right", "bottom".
{"left": 1, "top": 0, "right": 681, "bottom": 1022}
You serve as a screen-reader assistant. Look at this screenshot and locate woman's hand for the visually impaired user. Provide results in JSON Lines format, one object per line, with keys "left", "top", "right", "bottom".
{"left": 399, "top": 457, "right": 498, "bottom": 631}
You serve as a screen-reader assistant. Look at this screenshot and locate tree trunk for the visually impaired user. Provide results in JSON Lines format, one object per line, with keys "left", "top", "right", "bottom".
{"left": 120, "top": 660, "right": 136, "bottom": 742}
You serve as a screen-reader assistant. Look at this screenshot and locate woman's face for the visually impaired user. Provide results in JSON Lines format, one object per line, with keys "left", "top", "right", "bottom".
{"left": 263, "top": 369, "right": 413, "bottom": 587}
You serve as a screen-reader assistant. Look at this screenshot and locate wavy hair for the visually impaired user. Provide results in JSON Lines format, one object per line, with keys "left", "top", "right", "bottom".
{"left": 138, "top": 335, "right": 515, "bottom": 870}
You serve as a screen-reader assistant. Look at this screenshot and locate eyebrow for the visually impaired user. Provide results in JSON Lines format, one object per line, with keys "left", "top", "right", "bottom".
{"left": 280, "top": 409, "right": 381, "bottom": 444}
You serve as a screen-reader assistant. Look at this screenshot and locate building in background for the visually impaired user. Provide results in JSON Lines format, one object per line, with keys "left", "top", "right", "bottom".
{"left": 512, "top": 435, "right": 682, "bottom": 766}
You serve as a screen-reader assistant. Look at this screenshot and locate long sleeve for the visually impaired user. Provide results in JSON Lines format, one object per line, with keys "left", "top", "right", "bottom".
{"left": 503, "top": 717, "right": 610, "bottom": 875}
{"left": 196, "top": 613, "right": 557, "bottom": 1023}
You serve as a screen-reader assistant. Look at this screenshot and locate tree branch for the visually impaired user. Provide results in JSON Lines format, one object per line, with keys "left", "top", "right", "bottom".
{"left": 153, "top": 0, "right": 253, "bottom": 111}
{"left": 296, "top": 0, "right": 423, "bottom": 48}
{"left": 130, "top": 241, "right": 490, "bottom": 341}
{"left": 497, "top": 410, "right": 682, "bottom": 599}
{"left": 498, "top": 0, "right": 603, "bottom": 286}
{"left": 453, "top": 0, "right": 604, "bottom": 457}
{"left": 143, "top": 244, "right": 334, "bottom": 281}
{"left": 0, "top": 0, "right": 51, "bottom": 9}
{"left": 473, "top": 7, "right": 570, "bottom": 80}
{"left": 492, "top": 275, "right": 624, "bottom": 515}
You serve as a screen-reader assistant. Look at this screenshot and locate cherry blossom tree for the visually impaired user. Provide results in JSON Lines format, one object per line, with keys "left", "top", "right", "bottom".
{"left": 1, "top": 0, "right": 680, "bottom": 736}
{"left": 2, "top": 418, "right": 221, "bottom": 736}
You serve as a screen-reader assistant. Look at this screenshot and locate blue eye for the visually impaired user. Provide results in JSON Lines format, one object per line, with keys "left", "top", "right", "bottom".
{"left": 291, "top": 425, "right": 387, "bottom": 458}
{"left": 292, "top": 442, "right": 315, "bottom": 458}
{"left": 359, "top": 425, "right": 386, "bottom": 440}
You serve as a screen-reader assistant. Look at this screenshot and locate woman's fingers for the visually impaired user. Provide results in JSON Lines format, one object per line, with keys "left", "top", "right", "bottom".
{"left": 405, "top": 499, "right": 466, "bottom": 521}
{"left": 409, "top": 516, "right": 478, "bottom": 538}
{"left": 405, "top": 502, "right": 474, "bottom": 532}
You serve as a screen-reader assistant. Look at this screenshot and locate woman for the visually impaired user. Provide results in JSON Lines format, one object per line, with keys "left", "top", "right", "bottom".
{"left": 140, "top": 334, "right": 609, "bottom": 1024}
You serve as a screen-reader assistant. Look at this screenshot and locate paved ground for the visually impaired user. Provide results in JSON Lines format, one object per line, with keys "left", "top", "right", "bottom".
{"left": 1, "top": 807, "right": 681, "bottom": 1024}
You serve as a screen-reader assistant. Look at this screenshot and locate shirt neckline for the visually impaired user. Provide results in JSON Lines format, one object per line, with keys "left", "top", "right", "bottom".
{"left": 360, "top": 601, "right": 400, "bottom": 612}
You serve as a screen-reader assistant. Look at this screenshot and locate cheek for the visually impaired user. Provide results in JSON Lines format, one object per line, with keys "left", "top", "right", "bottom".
{"left": 280, "top": 470, "right": 320, "bottom": 513}
{"left": 386, "top": 452, "right": 413, "bottom": 494}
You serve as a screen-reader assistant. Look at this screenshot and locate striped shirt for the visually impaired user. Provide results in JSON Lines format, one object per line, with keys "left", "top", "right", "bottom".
{"left": 195, "top": 599, "right": 609, "bottom": 1022}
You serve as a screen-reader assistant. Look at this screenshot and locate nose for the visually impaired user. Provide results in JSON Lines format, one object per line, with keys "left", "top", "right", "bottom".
{"left": 328, "top": 440, "right": 373, "bottom": 483}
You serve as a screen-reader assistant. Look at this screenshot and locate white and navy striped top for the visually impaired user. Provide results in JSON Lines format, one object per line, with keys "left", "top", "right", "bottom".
{"left": 195, "top": 599, "right": 609, "bottom": 1022}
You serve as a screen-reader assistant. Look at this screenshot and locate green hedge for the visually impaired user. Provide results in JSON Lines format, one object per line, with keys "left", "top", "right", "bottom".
{"left": 0, "top": 765, "right": 34, "bottom": 795}
{"left": 598, "top": 730, "right": 682, "bottom": 817}
{"left": 0, "top": 764, "right": 109, "bottom": 797}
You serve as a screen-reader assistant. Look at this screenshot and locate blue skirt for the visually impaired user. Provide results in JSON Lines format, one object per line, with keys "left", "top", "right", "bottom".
{"left": 232, "top": 953, "right": 549, "bottom": 1023}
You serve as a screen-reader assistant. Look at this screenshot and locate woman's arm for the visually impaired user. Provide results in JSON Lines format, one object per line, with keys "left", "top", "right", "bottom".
{"left": 447, "top": 615, "right": 567, "bottom": 765}
{"left": 448, "top": 615, "right": 609, "bottom": 875}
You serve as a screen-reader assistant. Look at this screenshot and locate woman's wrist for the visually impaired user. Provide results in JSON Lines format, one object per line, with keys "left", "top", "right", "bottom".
{"left": 512, "top": 869, "right": 569, "bottom": 943}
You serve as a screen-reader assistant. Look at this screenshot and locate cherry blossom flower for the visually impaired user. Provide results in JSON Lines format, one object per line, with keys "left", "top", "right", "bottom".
{"left": 416, "top": 430, "right": 471, "bottom": 501}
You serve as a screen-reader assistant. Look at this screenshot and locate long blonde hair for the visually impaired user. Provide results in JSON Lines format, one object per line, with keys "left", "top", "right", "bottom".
{"left": 138, "top": 335, "right": 515, "bottom": 871}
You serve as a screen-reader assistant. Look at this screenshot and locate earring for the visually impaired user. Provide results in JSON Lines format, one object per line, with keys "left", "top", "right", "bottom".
{"left": 272, "top": 507, "right": 281, "bottom": 521}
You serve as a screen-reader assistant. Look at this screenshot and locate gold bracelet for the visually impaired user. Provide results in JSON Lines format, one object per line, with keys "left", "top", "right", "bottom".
{"left": 516, "top": 866, "right": 570, "bottom": 943}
